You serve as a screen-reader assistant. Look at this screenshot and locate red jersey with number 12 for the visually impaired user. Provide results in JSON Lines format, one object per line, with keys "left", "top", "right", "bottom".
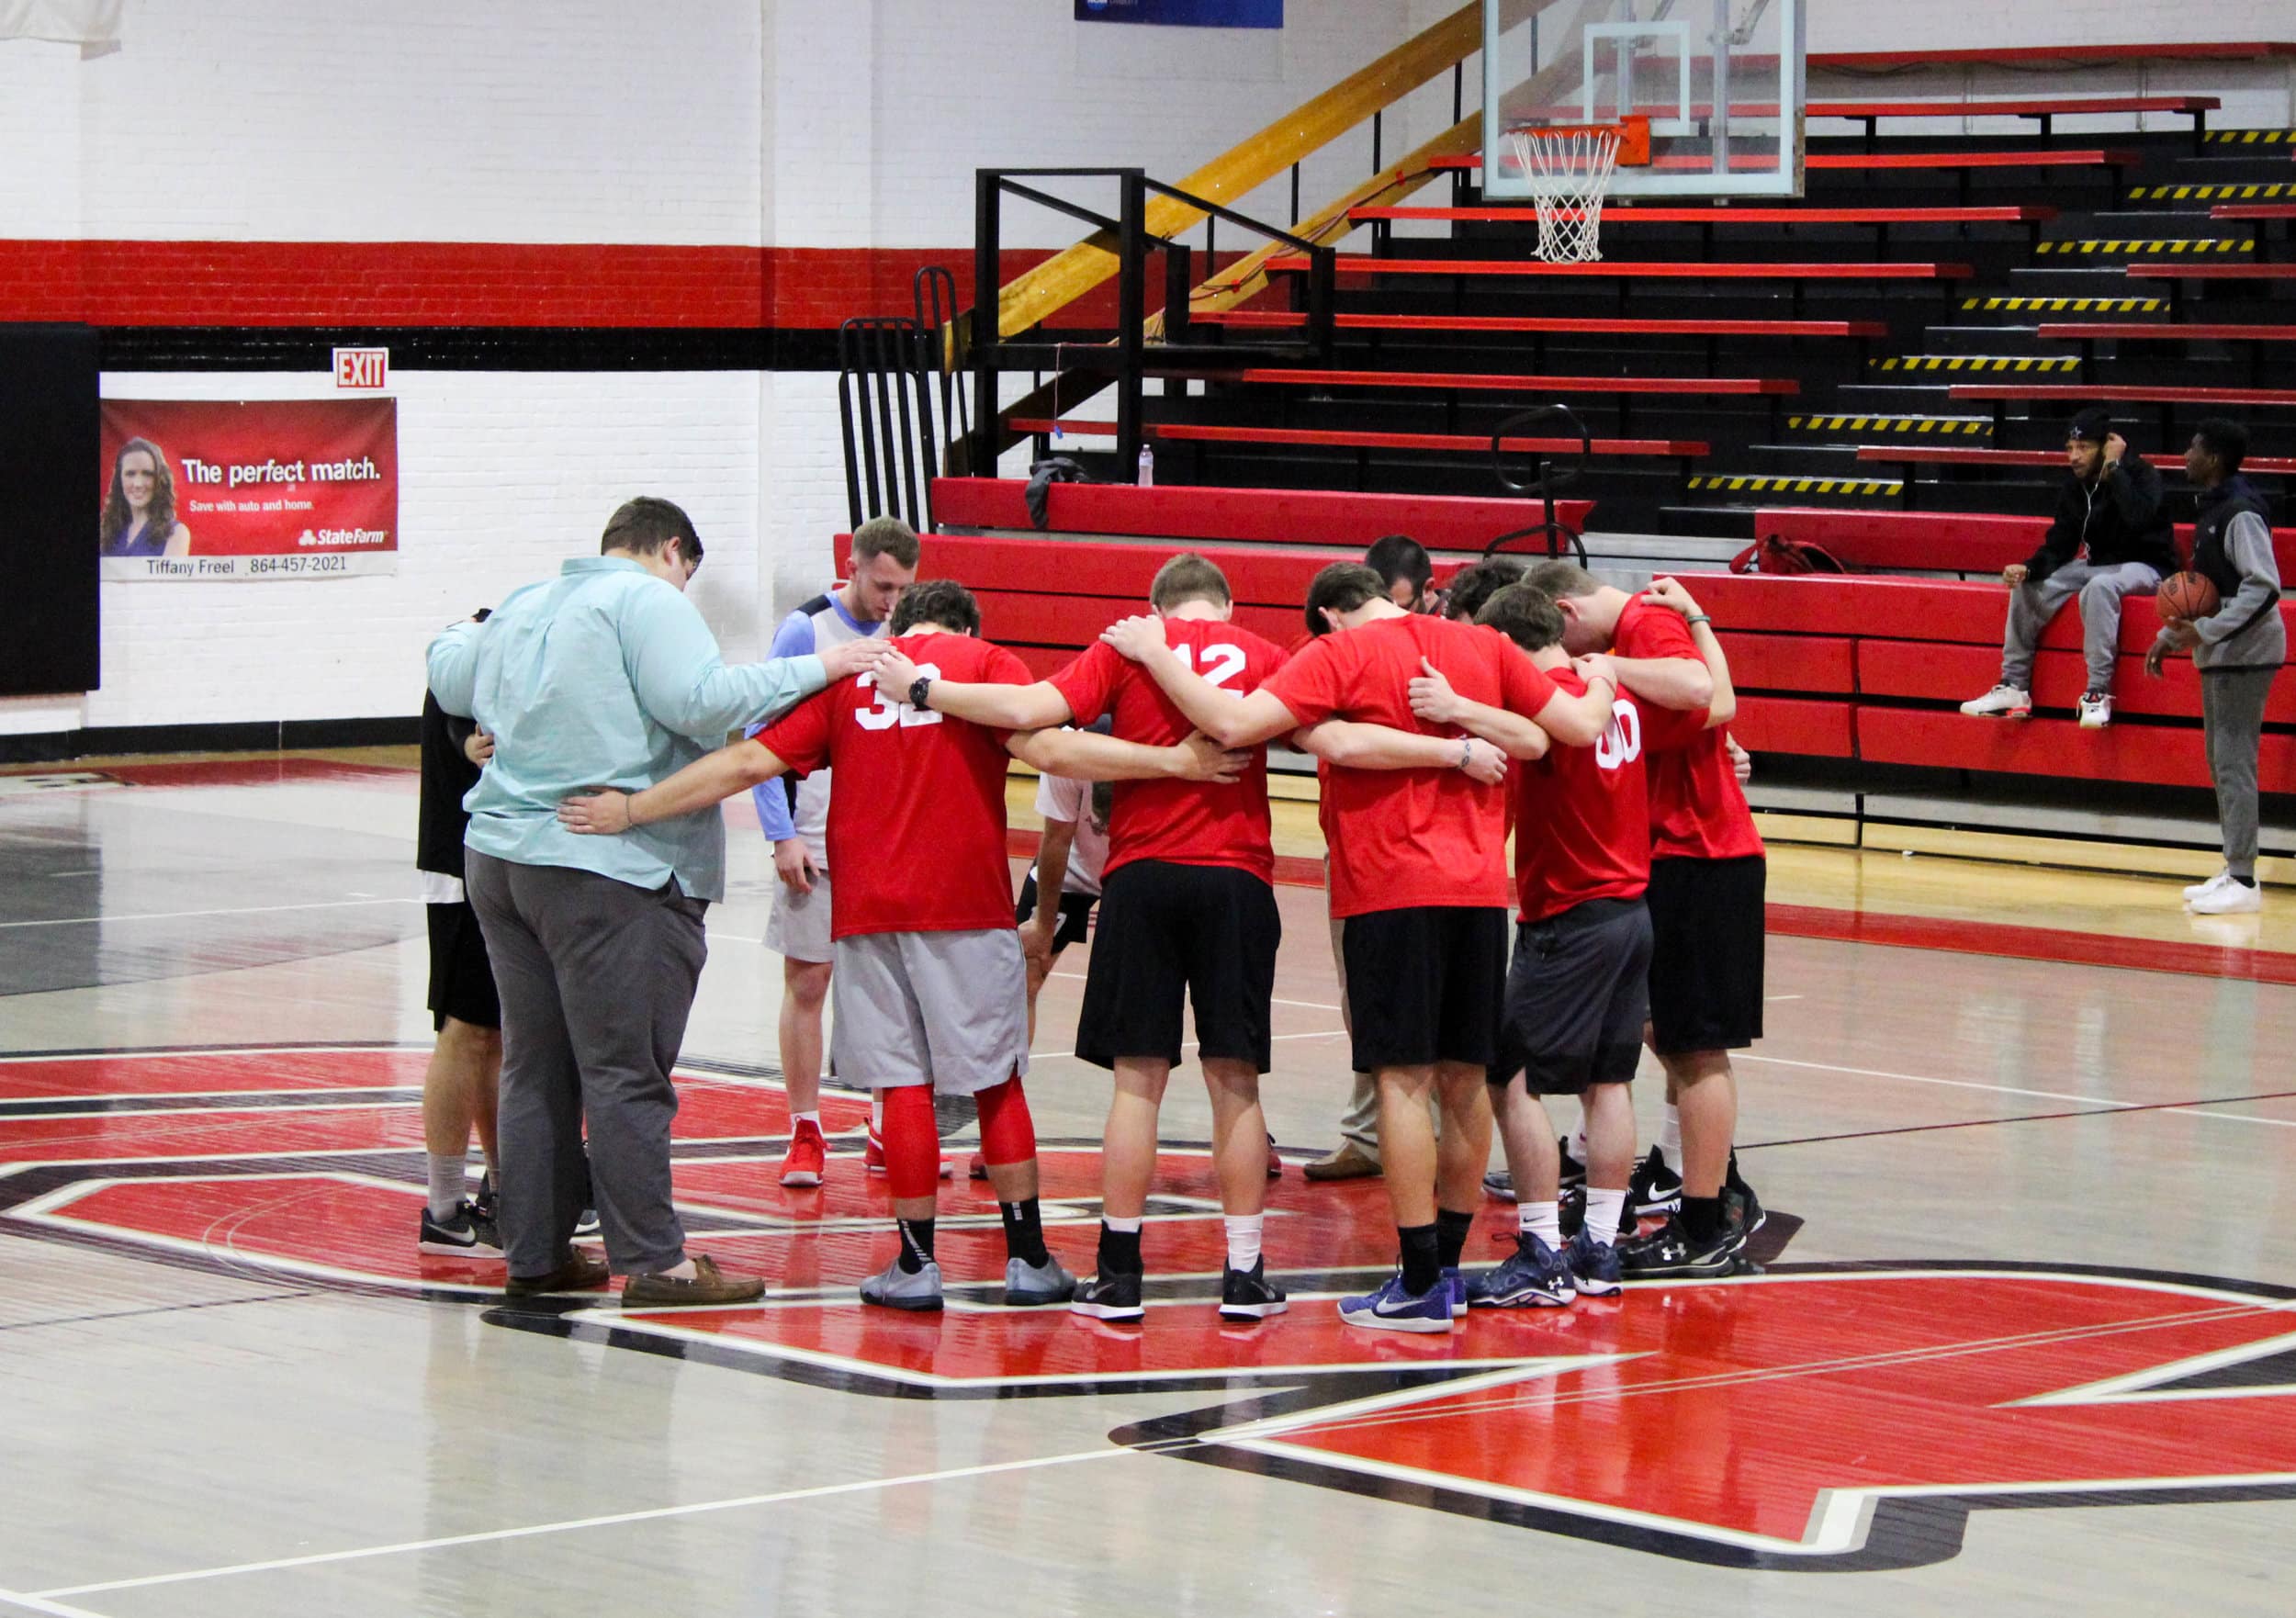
{"left": 1047, "top": 618, "right": 1289, "bottom": 883}
{"left": 756, "top": 631, "right": 1032, "bottom": 939}
{"left": 1612, "top": 598, "right": 1764, "bottom": 862}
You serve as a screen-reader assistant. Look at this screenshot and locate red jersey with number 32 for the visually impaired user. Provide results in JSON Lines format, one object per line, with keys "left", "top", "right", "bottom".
{"left": 1612, "top": 598, "right": 1764, "bottom": 862}
{"left": 1047, "top": 619, "right": 1289, "bottom": 883}
{"left": 756, "top": 631, "right": 1031, "bottom": 939}
{"left": 1514, "top": 668, "right": 1707, "bottom": 920}
{"left": 1263, "top": 613, "right": 1557, "bottom": 918}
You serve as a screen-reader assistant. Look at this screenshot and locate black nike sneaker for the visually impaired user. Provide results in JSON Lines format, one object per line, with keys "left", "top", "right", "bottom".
{"left": 1627, "top": 1146, "right": 1683, "bottom": 1218}
{"left": 1724, "top": 1152, "right": 1765, "bottom": 1236}
{"left": 1219, "top": 1260, "right": 1289, "bottom": 1322}
{"left": 1616, "top": 1211, "right": 1739, "bottom": 1279}
{"left": 418, "top": 1199, "right": 502, "bottom": 1257}
{"left": 1069, "top": 1269, "right": 1145, "bottom": 1321}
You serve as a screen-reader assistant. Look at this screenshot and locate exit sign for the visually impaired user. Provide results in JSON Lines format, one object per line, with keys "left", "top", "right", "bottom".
{"left": 333, "top": 347, "right": 388, "bottom": 390}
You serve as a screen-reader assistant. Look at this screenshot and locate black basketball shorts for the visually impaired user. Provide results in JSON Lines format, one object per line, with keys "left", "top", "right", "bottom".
{"left": 1015, "top": 872, "right": 1097, "bottom": 953}
{"left": 426, "top": 899, "right": 502, "bottom": 1033}
{"left": 1075, "top": 860, "right": 1281, "bottom": 1072}
{"left": 1490, "top": 897, "right": 1653, "bottom": 1096}
{"left": 1340, "top": 904, "right": 1510, "bottom": 1073}
{"left": 1644, "top": 853, "right": 1767, "bottom": 1056}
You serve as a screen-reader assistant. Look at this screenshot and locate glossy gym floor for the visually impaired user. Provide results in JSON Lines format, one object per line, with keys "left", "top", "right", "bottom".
{"left": 2, "top": 754, "right": 2292, "bottom": 1616}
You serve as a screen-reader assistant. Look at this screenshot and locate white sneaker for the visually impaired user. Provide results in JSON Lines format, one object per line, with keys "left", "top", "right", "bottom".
{"left": 2077, "top": 692, "right": 2113, "bottom": 728}
{"left": 2183, "top": 869, "right": 2232, "bottom": 901}
{"left": 2189, "top": 879, "right": 2262, "bottom": 916}
{"left": 1961, "top": 684, "right": 2032, "bottom": 719}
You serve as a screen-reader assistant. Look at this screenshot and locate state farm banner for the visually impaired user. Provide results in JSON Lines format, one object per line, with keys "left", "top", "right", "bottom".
{"left": 98, "top": 399, "right": 399, "bottom": 580}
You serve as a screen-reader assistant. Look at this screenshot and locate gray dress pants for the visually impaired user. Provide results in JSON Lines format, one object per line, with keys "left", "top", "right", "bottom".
{"left": 2201, "top": 668, "right": 2278, "bottom": 880}
{"left": 466, "top": 851, "right": 708, "bottom": 1280}
{"left": 2001, "top": 560, "right": 2162, "bottom": 694}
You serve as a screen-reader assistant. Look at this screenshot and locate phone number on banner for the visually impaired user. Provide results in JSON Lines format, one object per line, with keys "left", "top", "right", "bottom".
{"left": 102, "top": 553, "right": 399, "bottom": 582}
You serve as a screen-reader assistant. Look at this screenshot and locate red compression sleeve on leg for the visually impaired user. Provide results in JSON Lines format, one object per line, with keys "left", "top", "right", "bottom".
{"left": 881, "top": 1085, "right": 941, "bottom": 1198}
{"left": 974, "top": 1073, "right": 1037, "bottom": 1167}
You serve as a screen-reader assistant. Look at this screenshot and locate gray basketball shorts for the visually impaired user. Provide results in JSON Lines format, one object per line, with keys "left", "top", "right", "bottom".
{"left": 766, "top": 868, "right": 833, "bottom": 964}
{"left": 829, "top": 927, "right": 1029, "bottom": 1096}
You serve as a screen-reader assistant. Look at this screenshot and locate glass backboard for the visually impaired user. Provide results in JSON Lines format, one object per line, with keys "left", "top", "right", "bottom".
{"left": 1482, "top": 0, "right": 1806, "bottom": 200}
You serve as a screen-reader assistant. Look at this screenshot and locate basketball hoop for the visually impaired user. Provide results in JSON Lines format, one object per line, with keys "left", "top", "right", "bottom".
{"left": 1503, "top": 115, "right": 1649, "bottom": 264}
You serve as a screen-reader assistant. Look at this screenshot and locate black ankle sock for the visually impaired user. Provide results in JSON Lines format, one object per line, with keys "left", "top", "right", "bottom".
{"left": 1001, "top": 1198, "right": 1049, "bottom": 1267}
{"left": 1399, "top": 1223, "right": 1442, "bottom": 1295}
{"left": 1679, "top": 1195, "right": 1726, "bottom": 1246}
{"left": 2232, "top": 874, "right": 2257, "bottom": 888}
{"left": 1435, "top": 1207, "right": 1475, "bottom": 1270}
{"left": 1097, "top": 1220, "right": 1142, "bottom": 1275}
{"left": 896, "top": 1216, "right": 936, "bottom": 1273}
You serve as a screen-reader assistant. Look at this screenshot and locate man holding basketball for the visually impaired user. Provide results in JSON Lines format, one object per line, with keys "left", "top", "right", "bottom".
{"left": 1962, "top": 408, "right": 2175, "bottom": 730}
{"left": 2146, "top": 418, "right": 2285, "bottom": 916}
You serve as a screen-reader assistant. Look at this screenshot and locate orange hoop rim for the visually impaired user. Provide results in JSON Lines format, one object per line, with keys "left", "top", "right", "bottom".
{"left": 1504, "top": 114, "right": 1652, "bottom": 168}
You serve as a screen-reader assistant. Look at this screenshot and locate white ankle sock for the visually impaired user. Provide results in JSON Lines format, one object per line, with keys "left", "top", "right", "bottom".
{"left": 1103, "top": 1215, "right": 1142, "bottom": 1234}
{"left": 1522, "top": 1200, "right": 1561, "bottom": 1253}
{"left": 1585, "top": 1187, "right": 1627, "bottom": 1248}
{"left": 1223, "top": 1214, "right": 1264, "bottom": 1273}
{"left": 792, "top": 1109, "right": 820, "bottom": 1127}
{"left": 1660, "top": 1106, "right": 1683, "bottom": 1175}
{"left": 426, "top": 1153, "right": 467, "bottom": 1219}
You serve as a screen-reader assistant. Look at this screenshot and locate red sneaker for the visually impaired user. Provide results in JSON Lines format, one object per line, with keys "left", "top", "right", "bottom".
{"left": 1266, "top": 1135, "right": 1283, "bottom": 1179}
{"left": 968, "top": 1151, "right": 988, "bottom": 1181}
{"left": 780, "top": 1118, "right": 827, "bottom": 1189}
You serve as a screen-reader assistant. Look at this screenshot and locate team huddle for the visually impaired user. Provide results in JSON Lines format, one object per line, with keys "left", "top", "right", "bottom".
{"left": 531, "top": 521, "right": 1771, "bottom": 1334}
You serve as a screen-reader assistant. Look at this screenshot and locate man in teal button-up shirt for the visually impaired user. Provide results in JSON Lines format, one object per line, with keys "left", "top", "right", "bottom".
{"left": 427, "top": 497, "right": 890, "bottom": 1307}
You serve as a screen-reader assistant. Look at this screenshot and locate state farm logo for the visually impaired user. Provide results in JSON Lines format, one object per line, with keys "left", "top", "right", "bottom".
{"left": 7, "top": 1047, "right": 2296, "bottom": 1571}
{"left": 297, "top": 528, "right": 388, "bottom": 546}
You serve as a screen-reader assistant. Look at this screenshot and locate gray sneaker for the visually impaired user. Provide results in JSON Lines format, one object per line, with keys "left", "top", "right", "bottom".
{"left": 1005, "top": 1252, "right": 1077, "bottom": 1307}
{"left": 860, "top": 1256, "right": 944, "bottom": 1311}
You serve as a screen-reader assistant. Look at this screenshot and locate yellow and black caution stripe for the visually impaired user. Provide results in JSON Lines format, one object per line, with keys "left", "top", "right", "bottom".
{"left": 1686, "top": 474, "right": 1902, "bottom": 497}
{"left": 1871, "top": 354, "right": 2080, "bottom": 373}
{"left": 2034, "top": 238, "right": 2242, "bottom": 255}
{"left": 2202, "top": 130, "right": 2295, "bottom": 145}
{"left": 2127, "top": 182, "right": 2295, "bottom": 200}
{"left": 1962, "top": 295, "right": 2167, "bottom": 312}
{"left": 1788, "top": 414, "right": 1987, "bottom": 434}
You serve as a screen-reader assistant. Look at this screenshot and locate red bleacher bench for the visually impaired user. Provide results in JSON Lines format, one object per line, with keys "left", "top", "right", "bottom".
{"left": 1948, "top": 383, "right": 2296, "bottom": 407}
{"left": 2036, "top": 322, "right": 2296, "bottom": 343}
{"left": 927, "top": 477, "right": 1593, "bottom": 554}
{"left": 1004, "top": 419, "right": 1709, "bottom": 460}
{"left": 1810, "top": 95, "right": 2216, "bottom": 129}
{"left": 1266, "top": 255, "right": 1972, "bottom": 282}
{"left": 1758, "top": 504, "right": 2296, "bottom": 579}
{"left": 1232, "top": 367, "right": 1797, "bottom": 397}
{"left": 1191, "top": 310, "right": 1888, "bottom": 339}
{"left": 2212, "top": 204, "right": 2296, "bottom": 220}
{"left": 2126, "top": 263, "right": 2296, "bottom": 280}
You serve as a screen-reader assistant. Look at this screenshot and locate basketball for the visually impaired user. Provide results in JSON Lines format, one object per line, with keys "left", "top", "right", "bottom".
{"left": 2157, "top": 571, "right": 2220, "bottom": 624}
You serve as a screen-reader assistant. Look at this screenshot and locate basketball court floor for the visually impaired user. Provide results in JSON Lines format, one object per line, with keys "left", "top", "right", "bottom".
{"left": 3, "top": 752, "right": 2293, "bottom": 1616}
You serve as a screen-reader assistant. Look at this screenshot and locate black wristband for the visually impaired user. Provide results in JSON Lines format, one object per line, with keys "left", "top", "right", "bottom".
{"left": 908, "top": 675, "right": 934, "bottom": 711}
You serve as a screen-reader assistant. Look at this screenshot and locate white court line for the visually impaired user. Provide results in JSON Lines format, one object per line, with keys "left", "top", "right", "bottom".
{"left": 0, "top": 1587, "right": 109, "bottom": 1618}
{"left": 1742, "top": 1052, "right": 2296, "bottom": 1130}
{"left": 0, "top": 898, "right": 419, "bottom": 930}
{"left": 34, "top": 1444, "right": 1151, "bottom": 1600}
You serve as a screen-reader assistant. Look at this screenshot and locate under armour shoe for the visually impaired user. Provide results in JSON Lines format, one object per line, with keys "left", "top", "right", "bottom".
{"left": 1561, "top": 1229, "right": 1624, "bottom": 1298}
{"left": 1337, "top": 1273, "right": 1453, "bottom": 1334}
{"left": 779, "top": 1118, "right": 827, "bottom": 1189}
{"left": 1069, "top": 1269, "right": 1145, "bottom": 1321}
{"left": 1464, "top": 1235, "right": 1574, "bottom": 1309}
{"left": 1628, "top": 1146, "right": 1683, "bottom": 1217}
{"left": 1559, "top": 1136, "right": 1587, "bottom": 1190}
{"left": 1724, "top": 1153, "right": 1766, "bottom": 1238}
{"left": 1959, "top": 683, "right": 2032, "bottom": 720}
{"left": 1005, "top": 1252, "right": 1077, "bottom": 1307}
{"left": 2077, "top": 691, "right": 2113, "bottom": 729}
{"left": 1616, "top": 1213, "right": 1740, "bottom": 1279}
{"left": 1219, "top": 1260, "right": 1289, "bottom": 1321}
{"left": 860, "top": 1255, "right": 945, "bottom": 1311}
{"left": 1482, "top": 1167, "right": 1517, "bottom": 1202}
{"left": 418, "top": 1200, "right": 502, "bottom": 1258}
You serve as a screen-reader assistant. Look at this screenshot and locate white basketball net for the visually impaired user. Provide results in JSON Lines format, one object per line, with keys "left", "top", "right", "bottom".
{"left": 1504, "top": 124, "right": 1624, "bottom": 264}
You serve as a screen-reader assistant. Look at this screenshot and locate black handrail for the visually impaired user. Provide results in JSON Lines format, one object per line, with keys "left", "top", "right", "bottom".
{"left": 837, "top": 316, "right": 936, "bottom": 534}
{"left": 1484, "top": 402, "right": 1593, "bottom": 566}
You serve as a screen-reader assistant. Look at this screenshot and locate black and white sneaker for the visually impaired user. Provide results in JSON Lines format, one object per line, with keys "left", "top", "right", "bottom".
{"left": 574, "top": 1207, "right": 602, "bottom": 1241}
{"left": 1627, "top": 1146, "right": 1683, "bottom": 1217}
{"left": 1069, "top": 1270, "right": 1145, "bottom": 1321}
{"left": 1482, "top": 1167, "right": 1517, "bottom": 1201}
{"left": 1219, "top": 1260, "right": 1289, "bottom": 1321}
{"left": 1559, "top": 1135, "right": 1587, "bottom": 1190}
{"left": 1616, "top": 1212, "right": 1739, "bottom": 1279}
{"left": 1724, "top": 1152, "right": 1765, "bottom": 1237}
{"left": 418, "top": 1200, "right": 502, "bottom": 1257}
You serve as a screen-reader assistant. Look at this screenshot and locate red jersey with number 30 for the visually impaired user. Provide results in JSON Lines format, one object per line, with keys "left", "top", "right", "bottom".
{"left": 1264, "top": 613, "right": 1558, "bottom": 918}
{"left": 1047, "top": 617, "right": 1289, "bottom": 883}
{"left": 756, "top": 631, "right": 1031, "bottom": 939}
{"left": 1514, "top": 667, "right": 1708, "bottom": 920}
{"left": 1612, "top": 598, "right": 1764, "bottom": 862}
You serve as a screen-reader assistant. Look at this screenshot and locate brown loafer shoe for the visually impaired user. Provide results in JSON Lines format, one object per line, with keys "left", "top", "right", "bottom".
{"left": 503, "top": 1251, "right": 612, "bottom": 1298}
{"left": 619, "top": 1254, "right": 765, "bottom": 1309}
{"left": 1301, "top": 1141, "right": 1382, "bottom": 1183}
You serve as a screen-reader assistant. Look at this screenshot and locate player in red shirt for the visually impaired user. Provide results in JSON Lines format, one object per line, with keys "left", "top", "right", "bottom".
{"left": 877, "top": 553, "right": 1507, "bottom": 1324}
{"left": 1416, "top": 581, "right": 1735, "bottom": 1305}
{"left": 1527, "top": 561, "right": 1767, "bottom": 1277}
{"left": 1104, "top": 561, "right": 1617, "bottom": 1333}
{"left": 556, "top": 579, "right": 1245, "bottom": 1312}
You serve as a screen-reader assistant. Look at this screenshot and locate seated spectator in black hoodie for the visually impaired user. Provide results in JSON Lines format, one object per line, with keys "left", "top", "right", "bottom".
{"left": 1961, "top": 408, "right": 2175, "bottom": 728}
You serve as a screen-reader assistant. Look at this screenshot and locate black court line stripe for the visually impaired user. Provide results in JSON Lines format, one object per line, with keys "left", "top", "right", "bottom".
{"left": 1743, "top": 1088, "right": 2296, "bottom": 1151}
{"left": 0, "top": 1288, "right": 310, "bottom": 1333}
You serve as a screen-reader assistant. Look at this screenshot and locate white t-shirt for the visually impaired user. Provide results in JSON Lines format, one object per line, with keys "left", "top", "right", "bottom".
{"left": 1032, "top": 772, "right": 1109, "bottom": 898}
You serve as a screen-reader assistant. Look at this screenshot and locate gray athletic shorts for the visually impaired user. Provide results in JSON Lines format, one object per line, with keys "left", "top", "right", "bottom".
{"left": 766, "top": 869, "right": 833, "bottom": 964}
{"left": 830, "top": 927, "right": 1028, "bottom": 1096}
{"left": 1491, "top": 897, "right": 1653, "bottom": 1096}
